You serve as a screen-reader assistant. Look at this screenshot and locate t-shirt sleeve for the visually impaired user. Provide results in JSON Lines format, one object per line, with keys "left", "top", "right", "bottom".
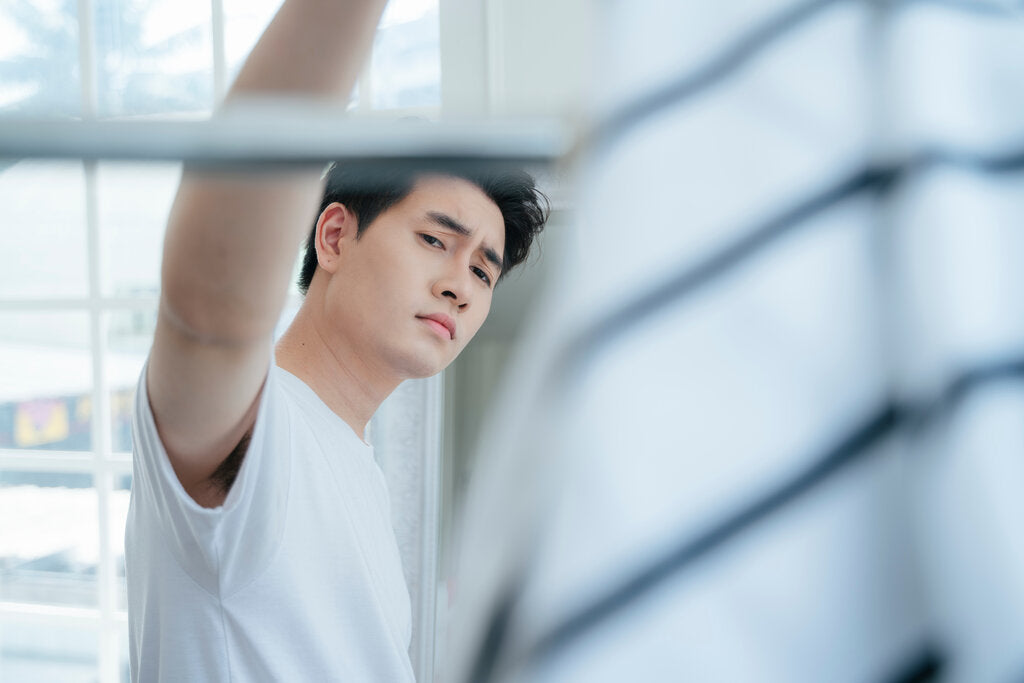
{"left": 129, "top": 359, "right": 291, "bottom": 596}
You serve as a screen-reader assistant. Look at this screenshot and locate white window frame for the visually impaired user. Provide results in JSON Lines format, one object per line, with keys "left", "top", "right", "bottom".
{"left": 0, "top": 0, "right": 445, "bottom": 680}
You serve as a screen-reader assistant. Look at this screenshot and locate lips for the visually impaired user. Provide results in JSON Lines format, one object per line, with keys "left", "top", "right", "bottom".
{"left": 418, "top": 313, "right": 455, "bottom": 340}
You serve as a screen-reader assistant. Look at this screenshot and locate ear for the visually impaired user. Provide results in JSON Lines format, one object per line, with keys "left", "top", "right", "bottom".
{"left": 314, "top": 202, "right": 358, "bottom": 274}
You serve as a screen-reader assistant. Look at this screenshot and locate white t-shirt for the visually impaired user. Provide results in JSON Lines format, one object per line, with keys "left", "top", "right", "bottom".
{"left": 126, "top": 361, "right": 415, "bottom": 682}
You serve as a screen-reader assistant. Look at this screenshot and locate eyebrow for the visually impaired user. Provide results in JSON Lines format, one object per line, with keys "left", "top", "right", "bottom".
{"left": 426, "top": 211, "right": 503, "bottom": 273}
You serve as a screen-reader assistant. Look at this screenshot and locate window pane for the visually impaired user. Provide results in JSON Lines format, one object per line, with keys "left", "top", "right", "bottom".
{"left": 97, "top": 162, "right": 179, "bottom": 298}
{"left": 0, "top": 616, "right": 99, "bottom": 682}
{"left": 0, "top": 470, "right": 98, "bottom": 607}
{"left": 0, "top": 161, "right": 88, "bottom": 300}
{"left": 106, "top": 311, "right": 155, "bottom": 454}
{"left": 371, "top": 0, "right": 440, "bottom": 109}
{"left": 93, "top": 0, "right": 213, "bottom": 118}
{"left": 0, "top": 313, "right": 93, "bottom": 453}
{"left": 0, "top": 0, "right": 81, "bottom": 118}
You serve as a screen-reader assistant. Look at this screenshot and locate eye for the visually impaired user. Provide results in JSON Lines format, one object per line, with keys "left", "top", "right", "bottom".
{"left": 420, "top": 234, "right": 444, "bottom": 249}
{"left": 471, "top": 266, "right": 492, "bottom": 286}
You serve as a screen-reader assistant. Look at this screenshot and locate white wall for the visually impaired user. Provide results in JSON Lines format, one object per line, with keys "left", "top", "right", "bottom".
{"left": 439, "top": 0, "right": 593, "bottom": 118}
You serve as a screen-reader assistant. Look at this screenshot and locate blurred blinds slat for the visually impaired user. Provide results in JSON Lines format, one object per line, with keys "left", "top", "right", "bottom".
{"left": 452, "top": 2, "right": 1024, "bottom": 682}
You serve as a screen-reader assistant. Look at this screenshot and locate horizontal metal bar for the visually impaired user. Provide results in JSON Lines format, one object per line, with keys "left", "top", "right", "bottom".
{"left": 0, "top": 102, "right": 573, "bottom": 167}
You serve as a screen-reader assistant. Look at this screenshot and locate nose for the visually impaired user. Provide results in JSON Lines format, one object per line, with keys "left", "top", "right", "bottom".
{"left": 433, "top": 269, "right": 471, "bottom": 310}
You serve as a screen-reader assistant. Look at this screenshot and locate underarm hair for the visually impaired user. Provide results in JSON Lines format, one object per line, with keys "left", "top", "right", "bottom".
{"left": 209, "top": 430, "right": 251, "bottom": 494}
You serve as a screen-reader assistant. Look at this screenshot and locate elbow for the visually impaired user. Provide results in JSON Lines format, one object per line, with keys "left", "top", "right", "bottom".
{"left": 158, "top": 279, "right": 277, "bottom": 348}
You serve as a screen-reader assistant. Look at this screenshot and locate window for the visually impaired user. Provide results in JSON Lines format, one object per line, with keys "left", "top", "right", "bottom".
{"left": 0, "top": 1, "right": 440, "bottom": 679}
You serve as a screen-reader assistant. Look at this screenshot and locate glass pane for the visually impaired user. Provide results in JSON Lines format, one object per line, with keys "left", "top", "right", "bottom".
{"left": 0, "top": 161, "right": 88, "bottom": 299}
{"left": 113, "top": 473, "right": 131, "bottom": 612}
{"left": 0, "top": 616, "right": 99, "bottom": 682}
{"left": 93, "top": 0, "right": 213, "bottom": 118}
{"left": 0, "top": 313, "right": 93, "bottom": 452}
{"left": 106, "top": 311, "right": 155, "bottom": 453}
{"left": 0, "top": 0, "right": 81, "bottom": 118}
{"left": 0, "top": 470, "right": 98, "bottom": 607}
{"left": 97, "top": 162, "right": 179, "bottom": 298}
{"left": 371, "top": 0, "right": 440, "bottom": 109}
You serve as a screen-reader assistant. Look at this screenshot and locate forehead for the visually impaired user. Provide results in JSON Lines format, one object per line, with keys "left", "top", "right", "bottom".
{"left": 400, "top": 174, "right": 506, "bottom": 251}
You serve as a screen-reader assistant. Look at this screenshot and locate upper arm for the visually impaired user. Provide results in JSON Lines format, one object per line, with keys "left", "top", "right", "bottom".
{"left": 146, "top": 300, "right": 268, "bottom": 507}
{"left": 142, "top": 0, "right": 388, "bottom": 505}
{"left": 146, "top": 171, "right": 323, "bottom": 507}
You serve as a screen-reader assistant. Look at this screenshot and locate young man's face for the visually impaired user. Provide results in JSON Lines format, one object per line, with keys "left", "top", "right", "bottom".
{"left": 320, "top": 174, "right": 505, "bottom": 380}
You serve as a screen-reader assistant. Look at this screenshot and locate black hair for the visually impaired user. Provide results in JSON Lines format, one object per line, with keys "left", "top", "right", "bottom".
{"left": 297, "top": 163, "right": 549, "bottom": 294}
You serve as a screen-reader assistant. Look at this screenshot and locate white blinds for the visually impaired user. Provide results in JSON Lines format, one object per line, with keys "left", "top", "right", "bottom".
{"left": 449, "top": 2, "right": 1024, "bottom": 682}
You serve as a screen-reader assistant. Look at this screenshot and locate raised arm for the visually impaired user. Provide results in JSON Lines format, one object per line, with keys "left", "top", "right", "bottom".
{"left": 147, "top": 0, "right": 388, "bottom": 507}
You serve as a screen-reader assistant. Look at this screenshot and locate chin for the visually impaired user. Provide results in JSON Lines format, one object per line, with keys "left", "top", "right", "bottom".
{"left": 389, "top": 350, "right": 450, "bottom": 380}
{"left": 405, "top": 365, "right": 448, "bottom": 381}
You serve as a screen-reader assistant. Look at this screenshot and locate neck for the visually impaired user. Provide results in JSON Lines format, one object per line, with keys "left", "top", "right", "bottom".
{"left": 275, "top": 301, "right": 400, "bottom": 440}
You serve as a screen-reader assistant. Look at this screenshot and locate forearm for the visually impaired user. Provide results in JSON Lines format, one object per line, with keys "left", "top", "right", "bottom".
{"left": 161, "top": 0, "right": 388, "bottom": 345}
{"left": 228, "top": 0, "right": 388, "bottom": 102}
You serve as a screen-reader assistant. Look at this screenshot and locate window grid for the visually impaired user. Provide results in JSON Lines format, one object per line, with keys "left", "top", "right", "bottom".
{"left": 0, "top": 450, "right": 132, "bottom": 474}
{"left": 86, "top": 159, "right": 121, "bottom": 681}
{"left": 6, "top": 0, "right": 230, "bottom": 679}
{"left": 4, "top": 1, "right": 441, "bottom": 679}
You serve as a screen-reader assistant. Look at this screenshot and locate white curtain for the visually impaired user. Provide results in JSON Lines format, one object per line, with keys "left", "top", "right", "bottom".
{"left": 372, "top": 374, "right": 444, "bottom": 683}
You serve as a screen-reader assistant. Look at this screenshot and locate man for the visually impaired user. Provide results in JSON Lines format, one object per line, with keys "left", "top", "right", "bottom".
{"left": 124, "top": 0, "right": 547, "bottom": 679}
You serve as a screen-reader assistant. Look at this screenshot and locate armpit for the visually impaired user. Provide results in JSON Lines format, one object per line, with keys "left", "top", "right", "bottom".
{"left": 209, "top": 429, "right": 252, "bottom": 494}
